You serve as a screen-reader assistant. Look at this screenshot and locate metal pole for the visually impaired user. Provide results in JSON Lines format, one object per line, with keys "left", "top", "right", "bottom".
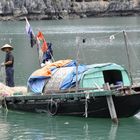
{"left": 49, "top": 52, "right": 55, "bottom": 62}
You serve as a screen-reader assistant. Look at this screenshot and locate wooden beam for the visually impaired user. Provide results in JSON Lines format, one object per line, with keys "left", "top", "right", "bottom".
{"left": 105, "top": 83, "right": 118, "bottom": 124}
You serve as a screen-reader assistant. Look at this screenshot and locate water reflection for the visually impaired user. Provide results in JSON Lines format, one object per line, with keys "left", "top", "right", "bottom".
{"left": 108, "top": 124, "right": 118, "bottom": 140}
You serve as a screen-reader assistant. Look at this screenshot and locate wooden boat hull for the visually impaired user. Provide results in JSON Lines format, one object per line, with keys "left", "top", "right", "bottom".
{"left": 3, "top": 93, "right": 140, "bottom": 118}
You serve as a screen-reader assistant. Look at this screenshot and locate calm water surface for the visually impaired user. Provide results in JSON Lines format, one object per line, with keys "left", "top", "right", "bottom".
{"left": 0, "top": 17, "right": 140, "bottom": 139}
{"left": 0, "top": 110, "right": 140, "bottom": 140}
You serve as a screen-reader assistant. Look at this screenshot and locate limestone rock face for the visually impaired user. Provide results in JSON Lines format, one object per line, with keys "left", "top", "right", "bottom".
{"left": 0, "top": 0, "right": 140, "bottom": 20}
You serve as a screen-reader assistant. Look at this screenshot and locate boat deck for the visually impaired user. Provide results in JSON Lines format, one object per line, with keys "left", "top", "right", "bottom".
{"left": 5, "top": 90, "right": 115, "bottom": 102}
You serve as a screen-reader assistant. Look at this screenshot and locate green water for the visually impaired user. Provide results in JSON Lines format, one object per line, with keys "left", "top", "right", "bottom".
{"left": 1, "top": 16, "right": 140, "bottom": 85}
{"left": 0, "top": 17, "right": 140, "bottom": 139}
{"left": 0, "top": 110, "right": 140, "bottom": 140}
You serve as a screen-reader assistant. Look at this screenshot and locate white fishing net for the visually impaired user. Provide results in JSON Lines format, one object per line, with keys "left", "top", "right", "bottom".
{"left": 0, "top": 82, "right": 27, "bottom": 97}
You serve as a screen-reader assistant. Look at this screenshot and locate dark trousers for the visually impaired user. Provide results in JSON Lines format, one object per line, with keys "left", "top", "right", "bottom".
{"left": 6, "top": 67, "right": 14, "bottom": 87}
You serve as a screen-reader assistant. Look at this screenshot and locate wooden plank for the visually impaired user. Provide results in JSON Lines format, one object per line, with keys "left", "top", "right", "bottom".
{"left": 106, "top": 96, "right": 118, "bottom": 124}
{"left": 5, "top": 85, "right": 130, "bottom": 102}
{"left": 105, "top": 83, "right": 118, "bottom": 124}
{"left": 45, "top": 86, "right": 129, "bottom": 93}
{"left": 44, "top": 87, "right": 102, "bottom": 94}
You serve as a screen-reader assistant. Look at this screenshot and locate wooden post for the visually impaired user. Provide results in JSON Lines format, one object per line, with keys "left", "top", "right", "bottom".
{"left": 75, "top": 36, "right": 80, "bottom": 93}
{"left": 105, "top": 83, "right": 118, "bottom": 124}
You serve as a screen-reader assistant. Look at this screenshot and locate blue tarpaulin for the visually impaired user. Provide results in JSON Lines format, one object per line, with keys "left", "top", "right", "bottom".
{"left": 27, "top": 76, "right": 49, "bottom": 93}
{"left": 27, "top": 60, "right": 85, "bottom": 93}
{"left": 60, "top": 65, "right": 87, "bottom": 89}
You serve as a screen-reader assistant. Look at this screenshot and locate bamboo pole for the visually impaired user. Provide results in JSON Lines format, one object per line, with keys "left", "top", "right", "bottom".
{"left": 75, "top": 37, "right": 80, "bottom": 93}
{"left": 25, "top": 17, "right": 42, "bottom": 67}
{"left": 123, "top": 30, "right": 133, "bottom": 83}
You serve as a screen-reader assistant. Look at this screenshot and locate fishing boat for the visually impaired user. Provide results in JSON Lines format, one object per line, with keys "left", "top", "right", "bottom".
{"left": 1, "top": 19, "right": 140, "bottom": 123}
{"left": 2, "top": 61, "right": 140, "bottom": 123}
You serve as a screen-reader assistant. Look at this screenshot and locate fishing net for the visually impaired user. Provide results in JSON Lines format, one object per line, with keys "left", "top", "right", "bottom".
{"left": 0, "top": 66, "right": 27, "bottom": 97}
{"left": 0, "top": 82, "right": 27, "bottom": 97}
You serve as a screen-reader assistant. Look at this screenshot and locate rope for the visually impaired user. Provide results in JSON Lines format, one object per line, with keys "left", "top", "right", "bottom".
{"left": 75, "top": 30, "right": 124, "bottom": 64}
{"left": 0, "top": 96, "right": 8, "bottom": 112}
{"left": 78, "top": 30, "right": 123, "bottom": 41}
{"left": 4, "top": 97, "right": 8, "bottom": 112}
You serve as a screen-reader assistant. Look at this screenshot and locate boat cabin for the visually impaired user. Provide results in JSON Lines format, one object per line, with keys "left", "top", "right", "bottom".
{"left": 80, "top": 63, "right": 131, "bottom": 90}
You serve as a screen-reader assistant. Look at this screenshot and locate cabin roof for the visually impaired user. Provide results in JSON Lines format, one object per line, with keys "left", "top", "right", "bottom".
{"left": 85, "top": 63, "right": 125, "bottom": 74}
{"left": 80, "top": 63, "right": 131, "bottom": 88}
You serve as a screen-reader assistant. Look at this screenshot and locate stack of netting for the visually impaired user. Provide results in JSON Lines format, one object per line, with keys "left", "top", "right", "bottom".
{"left": 0, "top": 82, "right": 27, "bottom": 97}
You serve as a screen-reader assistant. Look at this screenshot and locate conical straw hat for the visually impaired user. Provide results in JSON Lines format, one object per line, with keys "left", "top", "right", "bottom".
{"left": 1, "top": 44, "right": 13, "bottom": 51}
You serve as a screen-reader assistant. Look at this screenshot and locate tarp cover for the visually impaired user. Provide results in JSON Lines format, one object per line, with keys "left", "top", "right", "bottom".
{"left": 27, "top": 60, "right": 87, "bottom": 93}
{"left": 43, "top": 65, "right": 87, "bottom": 93}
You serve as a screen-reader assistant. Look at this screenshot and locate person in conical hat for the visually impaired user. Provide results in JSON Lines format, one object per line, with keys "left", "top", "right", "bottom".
{"left": 1, "top": 44, "right": 15, "bottom": 87}
{"left": 1, "top": 44, "right": 13, "bottom": 51}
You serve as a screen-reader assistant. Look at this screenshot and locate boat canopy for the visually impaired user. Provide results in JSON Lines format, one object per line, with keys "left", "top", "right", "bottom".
{"left": 28, "top": 60, "right": 87, "bottom": 93}
{"left": 80, "top": 63, "right": 131, "bottom": 89}
{"left": 28, "top": 60, "right": 131, "bottom": 93}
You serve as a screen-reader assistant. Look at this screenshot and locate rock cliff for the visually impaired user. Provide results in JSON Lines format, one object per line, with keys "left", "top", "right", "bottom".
{"left": 0, "top": 0, "right": 140, "bottom": 20}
